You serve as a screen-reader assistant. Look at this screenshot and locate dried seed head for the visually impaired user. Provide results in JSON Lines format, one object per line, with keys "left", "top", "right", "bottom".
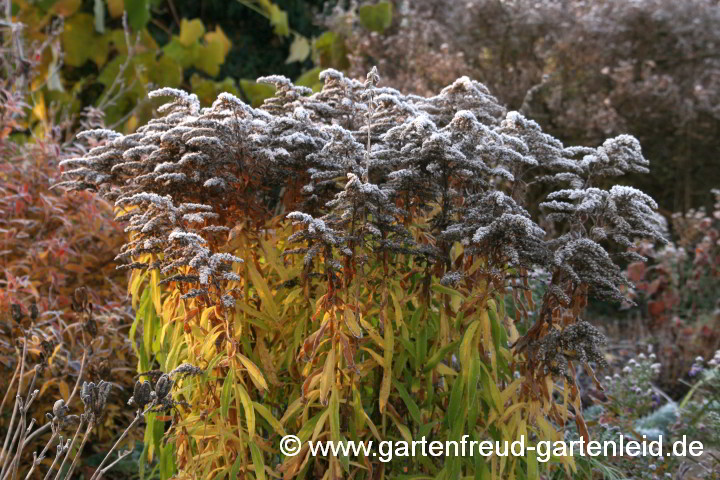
{"left": 365, "top": 66, "right": 380, "bottom": 88}
{"left": 80, "top": 380, "right": 112, "bottom": 419}
{"left": 170, "top": 363, "right": 204, "bottom": 379}
{"left": 11, "top": 304, "right": 23, "bottom": 323}
{"left": 84, "top": 317, "right": 98, "bottom": 337}
{"left": 155, "top": 374, "right": 172, "bottom": 401}
{"left": 30, "top": 302, "right": 39, "bottom": 321}
{"left": 72, "top": 287, "right": 88, "bottom": 313}
{"left": 53, "top": 399, "right": 69, "bottom": 419}
{"left": 129, "top": 380, "right": 153, "bottom": 409}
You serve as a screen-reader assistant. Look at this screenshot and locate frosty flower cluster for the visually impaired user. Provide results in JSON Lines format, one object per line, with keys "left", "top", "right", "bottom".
{"left": 58, "top": 68, "right": 663, "bottom": 319}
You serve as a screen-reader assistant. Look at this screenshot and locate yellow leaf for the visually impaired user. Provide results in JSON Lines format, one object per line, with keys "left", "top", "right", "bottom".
{"left": 52, "top": 0, "right": 81, "bottom": 16}
{"left": 343, "top": 309, "right": 363, "bottom": 338}
{"left": 58, "top": 380, "right": 70, "bottom": 401}
{"left": 359, "top": 315, "right": 384, "bottom": 348}
{"left": 312, "top": 409, "right": 330, "bottom": 442}
{"left": 378, "top": 317, "right": 394, "bottom": 414}
{"left": 151, "top": 269, "right": 162, "bottom": 315}
{"left": 204, "top": 26, "right": 231, "bottom": 56}
{"left": 388, "top": 412, "right": 413, "bottom": 444}
{"left": 129, "top": 269, "right": 149, "bottom": 310}
{"left": 200, "top": 306, "right": 216, "bottom": 330}
{"left": 459, "top": 319, "right": 480, "bottom": 369}
{"left": 237, "top": 353, "right": 268, "bottom": 391}
{"left": 252, "top": 401, "right": 286, "bottom": 436}
{"left": 247, "top": 264, "right": 279, "bottom": 321}
{"left": 480, "top": 309, "right": 496, "bottom": 372}
{"left": 319, "top": 347, "right": 335, "bottom": 405}
{"left": 32, "top": 95, "right": 46, "bottom": 123}
{"left": 436, "top": 363, "right": 458, "bottom": 377}
{"left": 106, "top": 0, "right": 124, "bottom": 18}
{"left": 499, "top": 377, "right": 523, "bottom": 407}
{"left": 280, "top": 397, "right": 304, "bottom": 425}
{"left": 236, "top": 383, "right": 255, "bottom": 438}
{"left": 179, "top": 18, "right": 205, "bottom": 46}
{"left": 359, "top": 347, "right": 384, "bottom": 366}
{"left": 390, "top": 290, "right": 404, "bottom": 327}
{"left": 361, "top": 410, "right": 382, "bottom": 441}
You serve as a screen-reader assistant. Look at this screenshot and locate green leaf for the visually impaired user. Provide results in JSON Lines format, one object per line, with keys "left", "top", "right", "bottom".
{"left": 423, "top": 340, "right": 460, "bottom": 373}
{"left": 191, "top": 75, "right": 240, "bottom": 107}
{"left": 221, "top": 370, "right": 234, "bottom": 419}
{"left": 295, "top": 67, "right": 323, "bottom": 92}
{"left": 527, "top": 448, "right": 539, "bottom": 480}
{"left": 313, "top": 31, "right": 349, "bottom": 70}
{"left": 239, "top": 79, "right": 276, "bottom": 107}
{"left": 417, "top": 324, "right": 428, "bottom": 366}
{"left": 358, "top": 2, "right": 393, "bottom": 33}
{"left": 160, "top": 442, "right": 175, "bottom": 479}
{"left": 195, "top": 39, "right": 226, "bottom": 77}
{"left": 62, "top": 14, "right": 110, "bottom": 67}
{"left": 252, "top": 401, "right": 286, "bottom": 436}
{"left": 446, "top": 376, "right": 465, "bottom": 429}
{"left": 330, "top": 386, "right": 340, "bottom": 444}
{"left": 229, "top": 455, "right": 243, "bottom": 480}
{"left": 148, "top": 51, "right": 184, "bottom": 88}
{"left": 124, "top": 0, "right": 150, "bottom": 30}
{"left": 130, "top": 288, "right": 150, "bottom": 371}
{"left": 163, "top": 36, "right": 199, "bottom": 69}
{"left": 392, "top": 379, "right": 422, "bottom": 425}
{"left": 249, "top": 442, "right": 266, "bottom": 480}
{"left": 431, "top": 284, "right": 466, "bottom": 300}
{"left": 267, "top": 3, "right": 289, "bottom": 36}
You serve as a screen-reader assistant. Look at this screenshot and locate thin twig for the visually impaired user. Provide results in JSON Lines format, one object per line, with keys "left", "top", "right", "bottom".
{"left": 20, "top": 348, "right": 88, "bottom": 452}
{"left": 62, "top": 420, "right": 93, "bottom": 480}
{"left": 22, "top": 431, "right": 57, "bottom": 480}
{"left": 88, "top": 404, "right": 155, "bottom": 480}
{"left": 98, "top": 449, "right": 133, "bottom": 476}
{"left": 0, "top": 363, "right": 20, "bottom": 415}
{"left": 41, "top": 441, "right": 64, "bottom": 480}
{"left": 0, "top": 335, "right": 27, "bottom": 478}
{"left": 51, "top": 417, "right": 84, "bottom": 480}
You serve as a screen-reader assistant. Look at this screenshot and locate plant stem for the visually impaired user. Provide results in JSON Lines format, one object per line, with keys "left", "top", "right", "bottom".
{"left": 52, "top": 417, "right": 84, "bottom": 480}
{"left": 0, "top": 336, "right": 27, "bottom": 479}
{"left": 88, "top": 404, "right": 154, "bottom": 480}
{"left": 62, "top": 420, "right": 93, "bottom": 480}
{"left": 41, "top": 442, "right": 63, "bottom": 480}
{"left": 22, "top": 431, "right": 57, "bottom": 480}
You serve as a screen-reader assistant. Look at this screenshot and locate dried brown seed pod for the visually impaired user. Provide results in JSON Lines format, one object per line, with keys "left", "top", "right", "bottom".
{"left": 72, "top": 287, "right": 88, "bottom": 313}
{"left": 129, "top": 380, "right": 153, "bottom": 409}
{"left": 154, "top": 374, "right": 172, "bottom": 401}
{"left": 84, "top": 317, "right": 98, "bottom": 337}
{"left": 89, "top": 358, "right": 111, "bottom": 381}
{"left": 53, "top": 399, "right": 69, "bottom": 418}
{"left": 80, "top": 380, "right": 113, "bottom": 419}
{"left": 11, "top": 304, "right": 23, "bottom": 323}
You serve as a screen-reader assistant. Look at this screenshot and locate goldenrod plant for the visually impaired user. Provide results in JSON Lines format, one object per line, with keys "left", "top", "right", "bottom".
{"left": 59, "top": 67, "right": 664, "bottom": 479}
